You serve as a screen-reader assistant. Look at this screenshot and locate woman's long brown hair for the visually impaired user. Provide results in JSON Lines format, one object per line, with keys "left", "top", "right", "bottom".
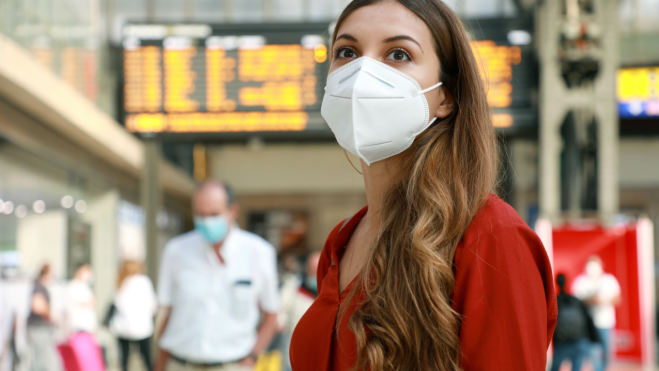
{"left": 333, "top": 1, "right": 497, "bottom": 370}
{"left": 116, "top": 260, "right": 143, "bottom": 289}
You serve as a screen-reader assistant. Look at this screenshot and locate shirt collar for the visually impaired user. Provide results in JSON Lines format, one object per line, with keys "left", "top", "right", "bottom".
{"left": 331, "top": 206, "right": 368, "bottom": 265}
{"left": 201, "top": 224, "right": 240, "bottom": 266}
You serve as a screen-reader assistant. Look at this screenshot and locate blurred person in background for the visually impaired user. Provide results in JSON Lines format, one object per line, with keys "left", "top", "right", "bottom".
{"left": 1, "top": 257, "right": 21, "bottom": 371}
{"left": 155, "top": 180, "right": 279, "bottom": 371}
{"left": 110, "top": 260, "right": 157, "bottom": 371}
{"left": 27, "top": 264, "right": 61, "bottom": 371}
{"left": 552, "top": 274, "right": 600, "bottom": 371}
{"left": 0, "top": 273, "right": 9, "bottom": 371}
{"left": 279, "top": 255, "right": 301, "bottom": 285}
{"left": 572, "top": 256, "right": 621, "bottom": 371}
{"left": 278, "top": 252, "right": 320, "bottom": 371}
{"left": 65, "top": 264, "right": 97, "bottom": 335}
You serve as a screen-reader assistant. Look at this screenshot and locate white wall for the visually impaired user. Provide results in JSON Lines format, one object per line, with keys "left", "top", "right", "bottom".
{"left": 82, "top": 190, "right": 120, "bottom": 316}
{"left": 208, "top": 143, "right": 365, "bottom": 194}
{"left": 619, "top": 138, "right": 659, "bottom": 188}
{"left": 16, "top": 211, "right": 68, "bottom": 279}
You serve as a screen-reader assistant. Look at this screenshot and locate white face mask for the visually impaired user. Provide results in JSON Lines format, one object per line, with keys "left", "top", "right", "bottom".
{"left": 321, "top": 57, "right": 443, "bottom": 166}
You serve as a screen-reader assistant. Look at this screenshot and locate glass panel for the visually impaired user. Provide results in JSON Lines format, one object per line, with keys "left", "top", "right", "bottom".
{"left": 272, "top": 0, "right": 304, "bottom": 22}
{"left": 309, "top": 0, "right": 338, "bottom": 21}
{"left": 464, "top": 0, "right": 502, "bottom": 18}
{"left": 637, "top": 0, "right": 659, "bottom": 32}
{"left": 233, "top": 0, "right": 264, "bottom": 22}
{"left": 194, "top": 0, "right": 225, "bottom": 22}
{"left": 154, "top": 0, "right": 185, "bottom": 21}
{"left": 114, "top": 0, "right": 147, "bottom": 18}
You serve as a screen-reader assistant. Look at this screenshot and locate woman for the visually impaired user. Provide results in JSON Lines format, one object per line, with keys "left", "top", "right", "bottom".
{"left": 65, "top": 264, "right": 97, "bottom": 335}
{"left": 27, "top": 264, "right": 62, "bottom": 371}
{"left": 110, "top": 261, "right": 157, "bottom": 371}
{"left": 290, "top": 1, "right": 557, "bottom": 370}
{"left": 279, "top": 252, "right": 321, "bottom": 371}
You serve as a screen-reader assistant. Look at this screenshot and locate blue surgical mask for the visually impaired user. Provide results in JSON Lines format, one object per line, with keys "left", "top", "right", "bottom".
{"left": 194, "top": 215, "right": 229, "bottom": 244}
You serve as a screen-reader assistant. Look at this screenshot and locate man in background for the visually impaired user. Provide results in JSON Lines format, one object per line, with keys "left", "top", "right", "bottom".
{"left": 155, "top": 180, "right": 279, "bottom": 371}
{"left": 572, "top": 256, "right": 621, "bottom": 371}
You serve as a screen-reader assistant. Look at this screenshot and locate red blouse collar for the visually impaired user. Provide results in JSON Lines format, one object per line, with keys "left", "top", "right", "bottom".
{"left": 330, "top": 205, "right": 369, "bottom": 268}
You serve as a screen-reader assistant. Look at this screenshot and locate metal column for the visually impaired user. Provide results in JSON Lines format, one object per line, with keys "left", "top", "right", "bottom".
{"left": 141, "top": 136, "right": 161, "bottom": 287}
{"left": 537, "top": 0, "right": 619, "bottom": 225}
{"left": 537, "top": 0, "right": 563, "bottom": 224}
{"left": 596, "top": 0, "right": 620, "bottom": 225}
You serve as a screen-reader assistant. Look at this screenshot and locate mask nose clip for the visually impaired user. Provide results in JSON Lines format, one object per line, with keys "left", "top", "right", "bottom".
{"left": 338, "top": 65, "right": 396, "bottom": 88}
{"left": 339, "top": 66, "right": 362, "bottom": 84}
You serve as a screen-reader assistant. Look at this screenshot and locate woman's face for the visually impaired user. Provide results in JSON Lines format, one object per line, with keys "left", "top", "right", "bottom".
{"left": 330, "top": 1, "right": 453, "bottom": 120}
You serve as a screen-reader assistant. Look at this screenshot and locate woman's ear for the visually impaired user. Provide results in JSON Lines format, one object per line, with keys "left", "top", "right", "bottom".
{"left": 435, "top": 86, "right": 454, "bottom": 119}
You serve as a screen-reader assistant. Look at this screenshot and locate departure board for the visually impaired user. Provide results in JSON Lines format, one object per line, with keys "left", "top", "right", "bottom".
{"left": 471, "top": 40, "right": 523, "bottom": 128}
{"left": 122, "top": 23, "right": 331, "bottom": 134}
{"left": 122, "top": 20, "right": 536, "bottom": 136}
{"left": 618, "top": 66, "right": 659, "bottom": 118}
{"left": 466, "top": 17, "right": 537, "bottom": 132}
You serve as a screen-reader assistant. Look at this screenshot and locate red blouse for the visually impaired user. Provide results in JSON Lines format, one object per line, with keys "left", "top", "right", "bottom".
{"left": 290, "top": 195, "right": 558, "bottom": 371}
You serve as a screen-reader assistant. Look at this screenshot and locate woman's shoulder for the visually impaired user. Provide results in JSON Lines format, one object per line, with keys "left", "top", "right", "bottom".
{"left": 454, "top": 193, "right": 550, "bottom": 276}
{"left": 452, "top": 195, "right": 557, "bottom": 368}
{"left": 459, "top": 194, "right": 535, "bottom": 248}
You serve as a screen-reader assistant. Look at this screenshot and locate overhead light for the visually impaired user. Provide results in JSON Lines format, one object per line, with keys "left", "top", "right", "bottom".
{"left": 15, "top": 205, "right": 27, "bottom": 218}
{"left": 75, "top": 200, "right": 87, "bottom": 213}
{"left": 507, "top": 30, "right": 532, "bottom": 45}
{"left": 61, "top": 195, "right": 74, "bottom": 209}
{"left": 3, "top": 201, "right": 14, "bottom": 214}
{"left": 122, "top": 36, "right": 140, "bottom": 50}
{"left": 33, "top": 200, "right": 46, "bottom": 214}
{"left": 301, "top": 34, "right": 325, "bottom": 49}
{"left": 163, "top": 36, "right": 192, "bottom": 50}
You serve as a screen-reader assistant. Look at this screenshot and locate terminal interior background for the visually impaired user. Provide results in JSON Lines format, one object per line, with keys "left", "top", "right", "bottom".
{"left": 1, "top": 0, "right": 659, "bottom": 369}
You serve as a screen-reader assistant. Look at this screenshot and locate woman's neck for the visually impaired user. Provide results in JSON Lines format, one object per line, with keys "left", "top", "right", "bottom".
{"left": 361, "top": 156, "right": 403, "bottom": 228}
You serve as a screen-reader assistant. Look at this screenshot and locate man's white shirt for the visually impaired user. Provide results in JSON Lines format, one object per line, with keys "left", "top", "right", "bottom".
{"left": 157, "top": 226, "right": 279, "bottom": 363}
{"left": 572, "top": 273, "right": 621, "bottom": 329}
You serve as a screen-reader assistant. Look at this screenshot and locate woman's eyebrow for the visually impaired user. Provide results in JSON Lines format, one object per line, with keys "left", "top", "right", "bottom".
{"left": 383, "top": 35, "right": 423, "bottom": 52}
{"left": 335, "top": 34, "right": 358, "bottom": 42}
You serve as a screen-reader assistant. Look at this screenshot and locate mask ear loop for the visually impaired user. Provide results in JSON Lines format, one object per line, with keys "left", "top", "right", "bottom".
{"left": 343, "top": 149, "right": 363, "bottom": 175}
{"left": 420, "top": 81, "right": 443, "bottom": 94}
{"left": 421, "top": 82, "right": 443, "bottom": 125}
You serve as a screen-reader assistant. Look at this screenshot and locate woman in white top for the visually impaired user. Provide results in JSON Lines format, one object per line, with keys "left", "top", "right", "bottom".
{"left": 66, "top": 264, "right": 98, "bottom": 334}
{"left": 110, "top": 261, "right": 157, "bottom": 371}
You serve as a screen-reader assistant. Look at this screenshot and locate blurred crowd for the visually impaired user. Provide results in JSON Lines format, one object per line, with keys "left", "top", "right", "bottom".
{"left": 0, "top": 260, "right": 156, "bottom": 371}
{"left": 0, "top": 182, "right": 322, "bottom": 371}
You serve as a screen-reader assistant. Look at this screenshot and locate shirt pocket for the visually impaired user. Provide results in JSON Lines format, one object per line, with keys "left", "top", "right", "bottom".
{"left": 231, "top": 280, "right": 254, "bottom": 320}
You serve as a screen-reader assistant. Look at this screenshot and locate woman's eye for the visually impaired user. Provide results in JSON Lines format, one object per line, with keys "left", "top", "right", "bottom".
{"left": 387, "top": 50, "right": 410, "bottom": 61}
{"left": 337, "top": 48, "right": 356, "bottom": 59}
